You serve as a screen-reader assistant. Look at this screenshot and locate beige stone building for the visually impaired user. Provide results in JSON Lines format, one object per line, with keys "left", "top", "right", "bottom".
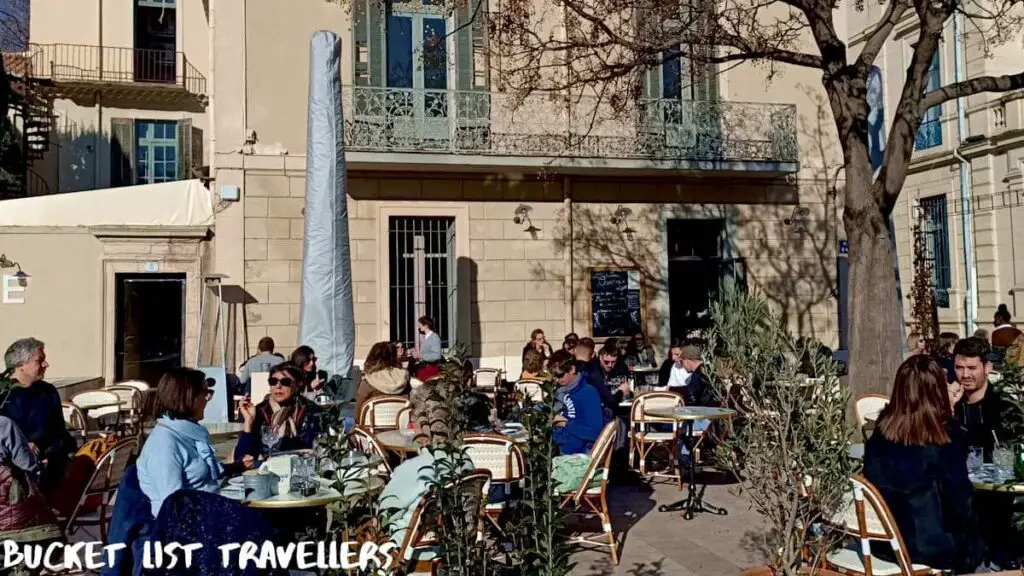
{"left": 840, "top": 4, "right": 1024, "bottom": 339}
{"left": 3, "top": 0, "right": 841, "bottom": 382}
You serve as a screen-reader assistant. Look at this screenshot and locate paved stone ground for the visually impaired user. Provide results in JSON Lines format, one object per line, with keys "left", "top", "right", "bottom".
{"left": 209, "top": 441, "right": 767, "bottom": 575}
{"left": 568, "top": 473, "right": 768, "bottom": 576}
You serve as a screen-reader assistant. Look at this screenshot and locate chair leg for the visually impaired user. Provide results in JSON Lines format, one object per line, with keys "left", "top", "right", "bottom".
{"left": 599, "top": 494, "right": 618, "bottom": 565}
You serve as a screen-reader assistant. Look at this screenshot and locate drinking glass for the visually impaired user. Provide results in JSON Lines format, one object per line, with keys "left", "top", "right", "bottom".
{"left": 967, "top": 447, "right": 984, "bottom": 473}
{"left": 994, "top": 447, "right": 1014, "bottom": 476}
{"left": 261, "top": 425, "right": 281, "bottom": 456}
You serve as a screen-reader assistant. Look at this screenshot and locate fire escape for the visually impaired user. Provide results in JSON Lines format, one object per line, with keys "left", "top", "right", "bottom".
{"left": 2, "top": 51, "right": 53, "bottom": 199}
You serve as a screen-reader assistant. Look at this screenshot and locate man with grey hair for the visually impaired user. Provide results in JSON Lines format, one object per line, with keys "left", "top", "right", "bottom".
{"left": 2, "top": 337, "right": 76, "bottom": 493}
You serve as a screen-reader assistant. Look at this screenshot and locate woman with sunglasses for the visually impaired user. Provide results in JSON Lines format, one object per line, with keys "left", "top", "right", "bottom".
{"left": 234, "top": 362, "right": 323, "bottom": 463}
{"left": 136, "top": 368, "right": 254, "bottom": 518}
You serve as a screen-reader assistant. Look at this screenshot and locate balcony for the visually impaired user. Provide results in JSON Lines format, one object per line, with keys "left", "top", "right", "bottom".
{"left": 15, "top": 44, "right": 207, "bottom": 109}
{"left": 342, "top": 86, "right": 798, "bottom": 173}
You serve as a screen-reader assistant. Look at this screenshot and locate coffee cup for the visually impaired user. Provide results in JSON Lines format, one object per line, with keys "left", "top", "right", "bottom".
{"left": 242, "top": 470, "right": 274, "bottom": 501}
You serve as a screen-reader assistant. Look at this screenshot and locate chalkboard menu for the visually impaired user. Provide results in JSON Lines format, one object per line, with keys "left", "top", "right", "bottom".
{"left": 590, "top": 269, "right": 642, "bottom": 338}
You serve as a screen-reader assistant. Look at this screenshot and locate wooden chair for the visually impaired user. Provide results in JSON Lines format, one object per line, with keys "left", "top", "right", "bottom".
{"left": 462, "top": 433, "right": 526, "bottom": 529}
{"left": 628, "top": 391, "right": 685, "bottom": 488}
{"left": 826, "top": 474, "right": 939, "bottom": 576}
{"left": 347, "top": 425, "right": 393, "bottom": 477}
{"left": 555, "top": 419, "right": 619, "bottom": 565}
{"left": 59, "top": 437, "right": 139, "bottom": 543}
{"left": 854, "top": 394, "right": 889, "bottom": 438}
{"left": 358, "top": 395, "right": 412, "bottom": 433}
{"left": 514, "top": 378, "right": 544, "bottom": 405}
{"left": 391, "top": 470, "right": 492, "bottom": 575}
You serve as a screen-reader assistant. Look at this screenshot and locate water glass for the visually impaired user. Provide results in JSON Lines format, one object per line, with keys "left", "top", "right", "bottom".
{"left": 290, "top": 454, "right": 317, "bottom": 496}
{"left": 994, "top": 447, "right": 1014, "bottom": 475}
{"left": 967, "top": 447, "right": 984, "bottom": 473}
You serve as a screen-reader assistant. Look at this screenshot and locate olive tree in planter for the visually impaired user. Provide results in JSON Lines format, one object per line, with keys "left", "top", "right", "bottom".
{"left": 707, "top": 291, "right": 854, "bottom": 575}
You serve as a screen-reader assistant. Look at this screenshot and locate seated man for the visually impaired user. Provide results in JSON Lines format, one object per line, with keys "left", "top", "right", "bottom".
{"left": 236, "top": 336, "right": 285, "bottom": 395}
{"left": 586, "top": 344, "right": 631, "bottom": 412}
{"left": 550, "top": 350, "right": 605, "bottom": 456}
{"left": 669, "top": 344, "right": 716, "bottom": 467}
{"left": 953, "top": 337, "right": 1018, "bottom": 461}
{"left": 1, "top": 338, "right": 76, "bottom": 495}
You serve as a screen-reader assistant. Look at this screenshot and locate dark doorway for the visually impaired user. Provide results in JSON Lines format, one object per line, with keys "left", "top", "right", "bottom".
{"left": 133, "top": 1, "right": 177, "bottom": 84}
{"left": 115, "top": 273, "right": 186, "bottom": 385}
{"left": 667, "top": 219, "right": 747, "bottom": 339}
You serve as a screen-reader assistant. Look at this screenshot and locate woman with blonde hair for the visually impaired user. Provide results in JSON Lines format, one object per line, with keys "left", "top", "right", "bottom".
{"left": 355, "top": 342, "right": 410, "bottom": 416}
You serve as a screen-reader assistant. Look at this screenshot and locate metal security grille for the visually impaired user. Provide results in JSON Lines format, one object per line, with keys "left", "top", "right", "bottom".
{"left": 388, "top": 216, "right": 456, "bottom": 351}
{"left": 920, "top": 195, "right": 952, "bottom": 307}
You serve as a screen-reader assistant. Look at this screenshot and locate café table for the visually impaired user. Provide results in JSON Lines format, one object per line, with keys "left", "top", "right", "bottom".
{"left": 376, "top": 426, "right": 529, "bottom": 454}
{"left": 646, "top": 405, "right": 736, "bottom": 520}
{"left": 970, "top": 464, "right": 1024, "bottom": 493}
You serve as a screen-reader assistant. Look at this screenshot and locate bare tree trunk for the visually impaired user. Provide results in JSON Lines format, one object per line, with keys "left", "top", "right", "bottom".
{"left": 844, "top": 163, "right": 903, "bottom": 396}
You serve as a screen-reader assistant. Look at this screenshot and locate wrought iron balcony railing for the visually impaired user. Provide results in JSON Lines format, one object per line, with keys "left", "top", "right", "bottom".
{"left": 343, "top": 86, "right": 798, "bottom": 166}
{"left": 23, "top": 43, "right": 207, "bottom": 100}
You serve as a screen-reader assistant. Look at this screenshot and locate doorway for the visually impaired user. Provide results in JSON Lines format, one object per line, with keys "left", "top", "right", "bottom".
{"left": 115, "top": 273, "right": 186, "bottom": 385}
{"left": 667, "top": 219, "right": 746, "bottom": 339}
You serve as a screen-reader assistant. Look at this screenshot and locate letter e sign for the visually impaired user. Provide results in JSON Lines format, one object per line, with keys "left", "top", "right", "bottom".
{"left": 2, "top": 275, "right": 25, "bottom": 304}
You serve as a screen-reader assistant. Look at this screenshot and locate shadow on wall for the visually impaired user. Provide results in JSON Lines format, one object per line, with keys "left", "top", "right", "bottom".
{"left": 533, "top": 94, "right": 841, "bottom": 345}
{"left": 56, "top": 126, "right": 105, "bottom": 193}
{"left": 463, "top": 256, "right": 482, "bottom": 360}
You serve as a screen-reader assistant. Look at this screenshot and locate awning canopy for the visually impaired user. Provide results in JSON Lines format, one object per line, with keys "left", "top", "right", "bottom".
{"left": 0, "top": 179, "right": 215, "bottom": 228}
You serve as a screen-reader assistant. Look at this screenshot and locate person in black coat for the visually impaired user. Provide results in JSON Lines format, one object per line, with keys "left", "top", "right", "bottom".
{"left": 862, "top": 355, "right": 986, "bottom": 573}
{"left": 234, "top": 362, "right": 323, "bottom": 462}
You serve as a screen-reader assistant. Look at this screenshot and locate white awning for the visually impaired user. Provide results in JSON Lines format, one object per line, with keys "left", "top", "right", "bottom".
{"left": 0, "top": 180, "right": 215, "bottom": 228}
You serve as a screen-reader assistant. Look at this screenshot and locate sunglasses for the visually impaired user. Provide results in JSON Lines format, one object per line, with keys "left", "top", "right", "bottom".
{"left": 553, "top": 371, "right": 568, "bottom": 379}
{"left": 269, "top": 376, "right": 295, "bottom": 387}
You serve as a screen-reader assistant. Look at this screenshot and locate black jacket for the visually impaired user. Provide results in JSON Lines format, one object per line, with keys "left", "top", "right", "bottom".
{"left": 233, "top": 396, "right": 323, "bottom": 461}
{"left": 862, "top": 422, "right": 986, "bottom": 572}
{"left": 953, "top": 385, "right": 1018, "bottom": 462}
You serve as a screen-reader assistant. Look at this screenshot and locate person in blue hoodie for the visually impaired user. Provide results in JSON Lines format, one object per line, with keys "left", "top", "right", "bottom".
{"left": 550, "top": 350, "right": 605, "bottom": 455}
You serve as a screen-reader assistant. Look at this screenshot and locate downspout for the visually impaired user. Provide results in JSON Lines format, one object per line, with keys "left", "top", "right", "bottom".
{"left": 953, "top": 13, "right": 977, "bottom": 334}
{"left": 564, "top": 177, "right": 574, "bottom": 335}
{"left": 208, "top": 0, "right": 216, "bottom": 178}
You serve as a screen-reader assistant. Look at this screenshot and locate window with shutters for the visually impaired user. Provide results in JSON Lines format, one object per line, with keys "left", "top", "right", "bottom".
{"left": 135, "top": 120, "right": 178, "bottom": 184}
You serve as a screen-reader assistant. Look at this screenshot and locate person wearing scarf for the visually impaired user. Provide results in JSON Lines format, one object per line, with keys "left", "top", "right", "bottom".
{"left": 234, "top": 362, "right": 322, "bottom": 462}
{"left": 137, "top": 368, "right": 253, "bottom": 519}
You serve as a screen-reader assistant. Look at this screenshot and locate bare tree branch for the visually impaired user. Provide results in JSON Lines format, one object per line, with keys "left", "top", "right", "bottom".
{"left": 854, "top": 0, "right": 912, "bottom": 69}
{"left": 919, "top": 71, "right": 1024, "bottom": 110}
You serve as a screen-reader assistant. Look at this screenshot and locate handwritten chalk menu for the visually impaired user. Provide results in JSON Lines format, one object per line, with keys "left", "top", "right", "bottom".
{"left": 590, "top": 269, "right": 642, "bottom": 337}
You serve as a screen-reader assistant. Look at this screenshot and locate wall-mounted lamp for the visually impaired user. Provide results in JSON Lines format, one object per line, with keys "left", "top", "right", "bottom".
{"left": 610, "top": 205, "right": 636, "bottom": 240}
{"left": 784, "top": 206, "right": 810, "bottom": 236}
{"left": 513, "top": 204, "right": 540, "bottom": 234}
{"left": 0, "top": 253, "right": 28, "bottom": 286}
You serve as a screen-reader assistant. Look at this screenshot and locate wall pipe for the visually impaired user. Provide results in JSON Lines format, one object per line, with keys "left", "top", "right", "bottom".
{"left": 208, "top": 0, "right": 216, "bottom": 177}
{"left": 953, "top": 13, "right": 978, "bottom": 334}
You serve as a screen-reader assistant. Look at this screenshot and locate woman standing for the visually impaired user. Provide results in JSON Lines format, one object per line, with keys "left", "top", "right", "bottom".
{"left": 234, "top": 362, "right": 322, "bottom": 462}
{"left": 862, "top": 355, "right": 986, "bottom": 573}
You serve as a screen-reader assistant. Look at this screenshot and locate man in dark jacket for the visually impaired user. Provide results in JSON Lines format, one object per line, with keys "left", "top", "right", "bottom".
{"left": 586, "top": 344, "right": 630, "bottom": 412}
{"left": 953, "top": 337, "right": 1019, "bottom": 461}
{"left": 1, "top": 338, "right": 76, "bottom": 494}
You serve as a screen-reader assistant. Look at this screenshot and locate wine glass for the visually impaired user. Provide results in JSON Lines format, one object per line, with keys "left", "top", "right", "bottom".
{"left": 261, "top": 425, "right": 281, "bottom": 457}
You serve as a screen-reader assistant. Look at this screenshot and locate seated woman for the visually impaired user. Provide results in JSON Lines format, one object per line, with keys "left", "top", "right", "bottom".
{"left": 355, "top": 342, "right": 410, "bottom": 417}
{"left": 520, "top": 349, "right": 547, "bottom": 380}
{"left": 0, "top": 412, "right": 60, "bottom": 543}
{"left": 377, "top": 394, "right": 472, "bottom": 560}
{"left": 290, "top": 345, "right": 326, "bottom": 400}
{"left": 137, "top": 368, "right": 253, "bottom": 520}
{"left": 862, "top": 355, "right": 986, "bottom": 574}
{"left": 234, "top": 362, "right": 322, "bottom": 462}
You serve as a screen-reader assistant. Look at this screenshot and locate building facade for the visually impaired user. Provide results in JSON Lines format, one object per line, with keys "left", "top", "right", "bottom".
{"left": 841, "top": 3, "right": 1024, "bottom": 338}
{"left": 4, "top": 0, "right": 841, "bottom": 381}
